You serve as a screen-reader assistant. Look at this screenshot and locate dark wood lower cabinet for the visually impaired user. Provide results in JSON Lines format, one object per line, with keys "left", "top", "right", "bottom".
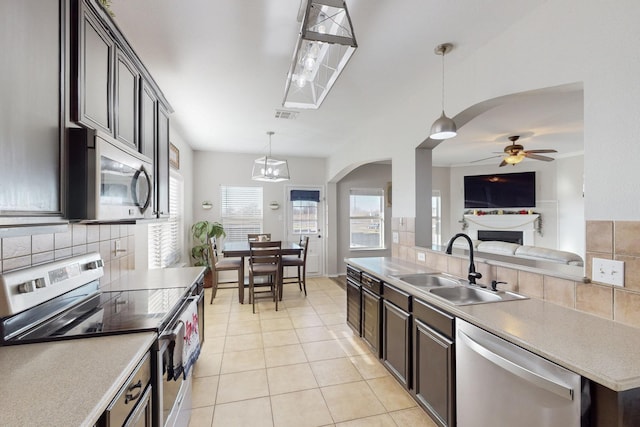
{"left": 413, "top": 299, "right": 455, "bottom": 427}
{"left": 382, "top": 299, "right": 411, "bottom": 388}
{"left": 361, "top": 288, "right": 381, "bottom": 357}
{"left": 346, "top": 278, "right": 361, "bottom": 335}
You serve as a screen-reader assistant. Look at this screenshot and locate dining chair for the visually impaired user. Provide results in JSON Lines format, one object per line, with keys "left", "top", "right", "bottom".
{"left": 248, "top": 233, "right": 271, "bottom": 242}
{"left": 281, "top": 236, "right": 309, "bottom": 297}
{"left": 248, "top": 240, "right": 282, "bottom": 313}
{"left": 207, "top": 237, "right": 243, "bottom": 304}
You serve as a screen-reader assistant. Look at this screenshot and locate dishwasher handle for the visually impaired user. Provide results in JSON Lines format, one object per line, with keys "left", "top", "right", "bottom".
{"left": 458, "top": 329, "right": 574, "bottom": 401}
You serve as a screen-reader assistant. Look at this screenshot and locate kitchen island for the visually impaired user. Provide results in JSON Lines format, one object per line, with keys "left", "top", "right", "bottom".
{"left": 0, "top": 332, "right": 156, "bottom": 427}
{"left": 347, "top": 256, "right": 640, "bottom": 426}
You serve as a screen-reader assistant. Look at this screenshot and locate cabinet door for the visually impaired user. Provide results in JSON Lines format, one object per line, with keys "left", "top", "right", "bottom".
{"left": 361, "top": 288, "right": 381, "bottom": 357}
{"left": 115, "top": 49, "right": 139, "bottom": 149}
{"left": 0, "top": 0, "right": 62, "bottom": 217}
{"left": 382, "top": 300, "right": 411, "bottom": 389}
{"left": 76, "top": 1, "right": 113, "bottom": 134}
{"left": 346, "top": 279, "right": 361, "bottom": 335}
{"left": 139, "top": 81, "right": 157, "bottom": 159}
{"left": 413, "top": 318, "right": 455, "bottom": 427}
{"left": 155, "top": 104, "right": 170, "bottom": 217}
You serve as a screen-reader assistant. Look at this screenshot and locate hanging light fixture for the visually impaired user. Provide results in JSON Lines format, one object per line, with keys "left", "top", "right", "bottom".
{"left": 252, "top": 131, "right": 291, "bottom": 182}
{"left": 430, "top": 43, "right": 457, "bottom": 140}
{"left": 282, "top": 0, "right": 357, "bottom": 109}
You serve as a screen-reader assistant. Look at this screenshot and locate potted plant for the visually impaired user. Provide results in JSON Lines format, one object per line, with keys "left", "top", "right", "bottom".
{"left": 191, "top": 220, "right": 226, "bottom": 288}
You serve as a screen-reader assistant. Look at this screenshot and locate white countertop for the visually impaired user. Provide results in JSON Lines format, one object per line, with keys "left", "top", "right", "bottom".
{"left": 0, "top": 332, "right": 156, "bottom": 427}
{"left": 347, "top": 257, "right": 640, "bottom": 392}
{"left": 102, "top": 266, "right": 206, "bottom": 291}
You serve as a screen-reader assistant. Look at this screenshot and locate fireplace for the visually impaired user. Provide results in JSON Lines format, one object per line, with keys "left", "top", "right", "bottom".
{"left": 478, "top": 230, "right": 523, "bottom": 245}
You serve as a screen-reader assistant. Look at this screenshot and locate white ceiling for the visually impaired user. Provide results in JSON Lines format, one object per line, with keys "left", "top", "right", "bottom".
{"left": 109, "top": 0, "right": 583, "bottom": 167}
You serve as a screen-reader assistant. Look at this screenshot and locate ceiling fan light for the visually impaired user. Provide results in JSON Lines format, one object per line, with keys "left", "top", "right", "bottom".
{"left": 430, "top": 111, "right": 457, "bottom": 140}
{"left": 504, "top": 154, "right": 524, "bottom": 165}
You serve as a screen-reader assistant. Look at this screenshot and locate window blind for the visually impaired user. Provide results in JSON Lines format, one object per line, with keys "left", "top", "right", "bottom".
{"left": 220, "top": 185, "right": 263, "bottom": 242}
{"left": 148, "top": 173, "right": 183, "bottom": 268}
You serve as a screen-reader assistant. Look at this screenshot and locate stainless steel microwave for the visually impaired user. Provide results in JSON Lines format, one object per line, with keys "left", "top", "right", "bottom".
{"left": 67, "top": 128, "right": 154, "bottom": 221}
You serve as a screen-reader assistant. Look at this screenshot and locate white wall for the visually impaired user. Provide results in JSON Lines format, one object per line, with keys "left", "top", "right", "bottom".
{"left": 336, "top": 163, "right": 392, "bottom": 274}
{"left": 325, "top": 0, "right": 640, "bottom": 224}
{"left": 192, "top": 151, "right": 326, "bottom": 249}
{"left": 432, "top": 167, "right": 451, "bottom": 246}
{"left": 556, "top": 155, "right": 585, "bottom": 257}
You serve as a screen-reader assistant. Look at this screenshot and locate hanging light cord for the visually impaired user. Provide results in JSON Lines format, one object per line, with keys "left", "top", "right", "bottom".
{"left": 440, "top": 48, "right": 446, "bottom": 112}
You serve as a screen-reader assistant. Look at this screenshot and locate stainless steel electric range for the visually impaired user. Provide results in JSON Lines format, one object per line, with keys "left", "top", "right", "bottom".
{"left": 0, "top": 252, "right": 205, "bottom": 427}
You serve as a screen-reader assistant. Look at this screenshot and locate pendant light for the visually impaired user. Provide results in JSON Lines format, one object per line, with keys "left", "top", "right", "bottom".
{"left": 252, "top": 131, "right": 291, "bottom": 182}
{"left": 430, "top": 43, "right": 457, "bottom": 140}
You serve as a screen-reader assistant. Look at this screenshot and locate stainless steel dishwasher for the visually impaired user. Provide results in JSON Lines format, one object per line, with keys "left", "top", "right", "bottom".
{"left": 456, "top": 319, "right": 583, "bottom": 426}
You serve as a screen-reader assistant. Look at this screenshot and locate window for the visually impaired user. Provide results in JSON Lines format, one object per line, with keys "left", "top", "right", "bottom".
{"left": 291, "top": 190, "right": 320, "bottom": 234}
{"left": 220, "top": 186, "right": 263, "bottom": 243}
{"left": 349, "top": 188, "right": 384, "bottom": 249}
{"left": 432, "top": 190, "right": 442, "bottom": 246}
{"left": 148, "top": 172, "right": 183, "bottom": 268}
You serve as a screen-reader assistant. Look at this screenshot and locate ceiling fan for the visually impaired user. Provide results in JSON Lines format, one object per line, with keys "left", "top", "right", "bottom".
{"left": 473, "top": 135, "right": 558, "bottom": 167}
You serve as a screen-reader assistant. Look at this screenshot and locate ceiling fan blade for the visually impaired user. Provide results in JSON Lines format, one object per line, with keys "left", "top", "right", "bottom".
{"left": 524, "top": 153, "right": 555, "bottom": 161}
{"left": 470, "top": 155, "right": 502, "bottom": 163}
{"left": 499, "top": 160, "right": 508, "bottom": 167}
{"left": 524, "top": 149, "right": 558, "bottom": 154}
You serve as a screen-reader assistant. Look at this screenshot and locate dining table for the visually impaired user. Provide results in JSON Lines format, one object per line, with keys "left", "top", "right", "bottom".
{"left": 222, "top": 240, "right": 303, "bottom": 304}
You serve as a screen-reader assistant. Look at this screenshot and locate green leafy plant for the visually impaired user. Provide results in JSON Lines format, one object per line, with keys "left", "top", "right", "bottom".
{"left": 97, "top": 0, "right": 115, "bottom": 17}
{"left": 191, "top": 221, "right": 226, "bottom": 268}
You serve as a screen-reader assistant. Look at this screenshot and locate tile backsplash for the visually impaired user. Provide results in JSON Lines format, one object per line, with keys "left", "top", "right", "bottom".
{"left": 392, "top": 217, "right": 640, "bottom": 329}
{"left": 0, "top": 223, "right": 136, "bottom": 287}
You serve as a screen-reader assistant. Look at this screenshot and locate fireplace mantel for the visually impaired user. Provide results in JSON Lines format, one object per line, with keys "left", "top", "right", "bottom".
{"left": 464, "top": 214, "right": 539, "bottom": 245}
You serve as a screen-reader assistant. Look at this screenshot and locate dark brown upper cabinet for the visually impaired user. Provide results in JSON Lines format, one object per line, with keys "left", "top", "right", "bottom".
{"left": 140, "top": 80, "right": 157, "bottom": 159}
{"left": 114, "top": 49, "right": 139, "bottom": 150}
{"left": 156, "top": 104, "right": 170, "bottom": 217}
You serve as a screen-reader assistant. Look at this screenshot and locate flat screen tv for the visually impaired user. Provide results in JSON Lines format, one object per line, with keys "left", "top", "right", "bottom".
{"left": 464, "top": 171, "right": 536, "bottom": 208}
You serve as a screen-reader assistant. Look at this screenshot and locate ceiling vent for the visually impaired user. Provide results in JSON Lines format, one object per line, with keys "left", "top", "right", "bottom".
{"left": 275, "top": 109, "right": 299, "bottom": 120}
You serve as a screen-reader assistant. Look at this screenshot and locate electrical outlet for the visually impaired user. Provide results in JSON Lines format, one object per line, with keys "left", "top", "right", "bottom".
{"left": 392, "top": 232, "right": 399, "bottom": 244}
{"left": 417, "top": 252, "right": 426, "bottom": 262}
{"left": 591, "top": 257, "right": 625, "bottom": 287}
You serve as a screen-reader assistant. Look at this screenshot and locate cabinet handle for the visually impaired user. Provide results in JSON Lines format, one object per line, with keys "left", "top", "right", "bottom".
{"left": 125, "top": 380, "right": 143, "bottom": 403}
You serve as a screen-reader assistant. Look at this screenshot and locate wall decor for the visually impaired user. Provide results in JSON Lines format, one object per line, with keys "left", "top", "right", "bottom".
{"left": 169, "top": 142, "right": 180, "bottom": 169}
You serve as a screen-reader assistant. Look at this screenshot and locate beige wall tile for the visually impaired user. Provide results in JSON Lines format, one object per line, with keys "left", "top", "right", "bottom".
{"left": 3, "top": 255, "right": 31, "bottom": 272}
{"left": 586, "top": 220, "right": 613, "bottom": 253}
{"left": 391, "top": 217, "right": 400, "bottom": 232}
{"left": 3, "top": 236, "right": 31, "bottom": 258}
{"left": 615, "top": 254, "right": 640, "bottom": 292}
{"left": 406, "top": 217, "right": 415, "bottom": 232}
{"left": 614, "top": 221, "right": 640, "bottom": 256}
{"left": 446, "top": 256, "right": 463, "bottom": 278}
{"left": 576, "top": 283, "right": 613, "bottom": 319}
{"left": 32, "top": 233, "right": 54, "bottom": 254}
{"left": 543, "top": 276, "right": 576, "bottom": 308}
{"left": 518, "top": 271, "right": 544, "bottom": 299}
{"left": 54, "top": 230, "right": 72, "bottom": 249}
{"left": 495, "top": 267, "right": 518, "bottom": 291}
{"left": 614, "top": 289, "right": 640, "bottom": 328}
{"left": 86, "top": 225, "right": 100, "bottom": 243}
{"left": 72, "top": 224, "right": 87, "bottom": 246}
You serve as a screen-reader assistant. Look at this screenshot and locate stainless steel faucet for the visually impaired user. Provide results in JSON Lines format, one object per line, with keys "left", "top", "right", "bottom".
{"left": 445, "top": 233, "right": 483, "bottom": 285}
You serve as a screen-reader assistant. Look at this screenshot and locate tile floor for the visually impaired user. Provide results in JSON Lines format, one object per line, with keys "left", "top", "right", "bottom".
{"left": 188, "top": 277, "right": 438, "bottom": 427}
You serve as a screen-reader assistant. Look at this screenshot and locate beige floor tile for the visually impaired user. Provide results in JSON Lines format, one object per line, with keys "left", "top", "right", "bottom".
{"left": 321, "top": 312, "right": 347, "bottom": 326}
{"left": 287, "top": 306, "right": 318, "bottom": 317}
{"left": 188, "top": 406, "right": 214, "bottom": 427}
{"left": 349, "top": 354, "right": 390, "bottom": 380}
{"left": 367, "top": 376, "right": 416, "bottom": 411}
{"left": 259, "top": 307, "right": 290, "bottom": 320}
{"left": 226, "top": 319, "right": 261, "bottom": 336}
{"left": 191, "top": 375, "right": 219, "bottom": 408}
{"left": 337, "top": 336, "right": 370, "bottom": 357}
{"left": 307, "top": 296, "right": 336, "bottom": 307}
{"left": 262, "top": 329, "right": 300, "bottom": 347}
{"left": 310, "top": 357, "right": 363, "bottom": 387}
{"left": 312, "top": 303, "right": 344, "bottom": 315}
{"left": 296, "top": 326, "right": 338, "bottom": 343}
{"left": 271, "top": 388, "right": 334, "bottom": 427}
{"left": 267, "top": 362, "right": 318, "bottom": 395}
{"left": 321, "top": 381, "right": 386, "bottom": 422}
{"left": 193, "top": 352, "right": 223, "bottom": 378}
{"left": 220, "top": 348, "right": 265, "bottom": 374}
{"left": 229, "top": 310, "right": 260, "bottom": 322}
{"left": 303, "top": 339, "right": 348, "bottom": 361}
{"left": 204, "top": 322, "right": 228, "bottom": 338}
{"left": 202, "top": 335, "right": 225, "bottom": 353}
{"left": 224, "top": 332, "right": 264, "bottom": 352}
{"left": 212, "top": 396, "right": 274, "bottom": 427}
{"left": 216, "top": 369, "right": 269, "bottom": 404}
{"left": 282, "top": 298, "right": 313, "bottom": 308}
{"left": 261, "top": 317, "right": 295, "bottom": 332}
{"left": 264, "top": 343, "right": 308, "bottom": 367}
{"left": 291, "top": 314, "right": 325, "bottom": 328}
{"left": 389, "top": 407, "right": 439, "bottom": 427}
{"left": 335, "top": 413, "right": 397, "bottom": 427}
{"left": 325, "top": 323, "right": 357, "bottom": 339}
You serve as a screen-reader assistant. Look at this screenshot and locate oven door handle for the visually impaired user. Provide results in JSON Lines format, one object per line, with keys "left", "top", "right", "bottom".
{"left": 159, "top": 295, "right": 199, "bottom": 341}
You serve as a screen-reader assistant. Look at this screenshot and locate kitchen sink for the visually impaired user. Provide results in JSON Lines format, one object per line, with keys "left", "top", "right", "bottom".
{"left": 394, "top": 273, "right": 461, "bottom": 288}
{"left": 429, "top": 286, "right": 528, "bottom": 306}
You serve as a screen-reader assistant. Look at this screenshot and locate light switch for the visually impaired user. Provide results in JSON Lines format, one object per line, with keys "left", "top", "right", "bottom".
{"left": 392, "top": 232, "right": 399, "bottom": 244}
{"left": 591, "top": 257, "right": 624, "bottom": 287}
{"left": 417, "top": 252, "right": 426, "bottom": 262}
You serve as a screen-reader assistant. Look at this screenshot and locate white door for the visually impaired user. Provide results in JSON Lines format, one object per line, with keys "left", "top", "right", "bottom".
{"left": 285, "top": 186, "right": 324, "bottom": 276}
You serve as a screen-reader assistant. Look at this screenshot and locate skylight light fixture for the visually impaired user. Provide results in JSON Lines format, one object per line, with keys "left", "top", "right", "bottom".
{"left": 252, "top": 132, "right": 291, "bottom": 182}
{"left": 283, "top": 0, "right": 357, "bottom": 109}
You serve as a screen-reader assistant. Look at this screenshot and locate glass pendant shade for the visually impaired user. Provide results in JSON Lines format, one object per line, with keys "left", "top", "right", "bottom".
{"left": 283, "top": 0, "right": 357, "bottom": 109}
{"left": 504, "top": 154, "right": 525, "bottom": 165}
{"left": 430, "top": 111, "right": 457, "bottom": 140}
{"left": 252, "top": 132, "right": 291, "bottom": 182}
